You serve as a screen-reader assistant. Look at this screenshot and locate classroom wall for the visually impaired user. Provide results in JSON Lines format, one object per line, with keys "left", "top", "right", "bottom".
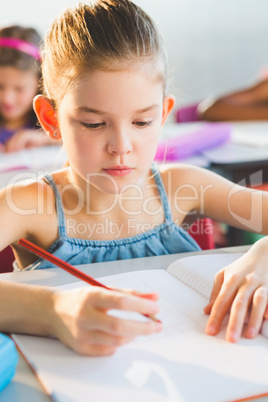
{"left": 2, "top": 0, "right": 268, "bottom": 115}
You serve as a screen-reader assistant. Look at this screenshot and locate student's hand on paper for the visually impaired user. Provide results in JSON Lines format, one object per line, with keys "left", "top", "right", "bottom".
{"left": 51, "top": 287, "right": 162, "bottom": 356}
{"left": 204, "top": 237, "right": 268, "bottom": 342}
{"left": 3, "top": 129, "right": 55, "bottom": 153}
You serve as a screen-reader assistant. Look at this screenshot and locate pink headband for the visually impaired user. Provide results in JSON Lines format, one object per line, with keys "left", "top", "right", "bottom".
{"left": 0, "top": 37, "right": 41, "bottom": 61}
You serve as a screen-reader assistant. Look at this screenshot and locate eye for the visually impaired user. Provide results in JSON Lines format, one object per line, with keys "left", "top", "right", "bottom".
{"left": 81, "top": 122, "right": 106, "bottom": 129}
{"left": 133, "top": 121, "right": 153, "bottom": 128}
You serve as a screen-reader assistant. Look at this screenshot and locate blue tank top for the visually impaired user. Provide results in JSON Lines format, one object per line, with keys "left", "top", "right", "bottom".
{"left": 23, "top": 163, "right": 200, "bottom": 270}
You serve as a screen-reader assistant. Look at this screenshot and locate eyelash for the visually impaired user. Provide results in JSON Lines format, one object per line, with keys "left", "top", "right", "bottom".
{"left": 81, "top": 122, "right": 105, "bottom": 129}
{"left": 134, "top": 121, "right": 153, "bottom": 128}
{"left": 80, "top": 121, "right": 153, "bottom": 129}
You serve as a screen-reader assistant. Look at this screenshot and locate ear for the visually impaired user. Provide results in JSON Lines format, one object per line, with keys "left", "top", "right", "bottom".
{"left": 33, "top": 95, "right": 61, "bottom": 140}
{"left": 161, "top": 95, "right": 175, "bottom": 126}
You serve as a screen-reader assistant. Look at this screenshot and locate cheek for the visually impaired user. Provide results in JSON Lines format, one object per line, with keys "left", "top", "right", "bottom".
{"left": 62, "top": 132, "right": 103, "bottom": 169}
{"left": 19, "top": 90, "right": 37, "bottom": 109}
{"left": 136, "top": 131, "right": 160, "bottom": 161}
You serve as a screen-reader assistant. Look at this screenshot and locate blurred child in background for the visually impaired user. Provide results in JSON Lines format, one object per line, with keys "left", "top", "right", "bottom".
{"left": 0, "top": 25, "right": 54, "bottom": 152}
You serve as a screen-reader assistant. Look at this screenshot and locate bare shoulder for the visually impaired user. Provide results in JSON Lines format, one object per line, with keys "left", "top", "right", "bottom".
{"left": 158, "top": 163, "right": 235, "bottom": 220}
{"left": 158, "top": 162, "right": 221, "bottom": 189}
{"left": 0, "top": 175, "right": 57, "bottom": 251}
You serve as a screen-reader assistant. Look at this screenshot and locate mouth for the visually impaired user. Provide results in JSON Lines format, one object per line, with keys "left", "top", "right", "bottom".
{"left": 1, "top": 104, "right": 15, "bottom": 113}
{"left": 103, "top": 165, "right": 134, "bottom": 177}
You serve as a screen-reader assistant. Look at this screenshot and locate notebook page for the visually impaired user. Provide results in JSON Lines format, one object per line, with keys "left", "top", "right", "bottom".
{"left": 167, "top": 253, "right": 244, "bottom": 299}
{"left": 12, "top": 268, "right": 268, "bottom": 402}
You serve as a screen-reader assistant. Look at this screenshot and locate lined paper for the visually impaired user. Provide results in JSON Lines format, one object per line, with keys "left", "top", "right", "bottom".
{"left": 167, "top": 253, "right": 244, "bottom": 298}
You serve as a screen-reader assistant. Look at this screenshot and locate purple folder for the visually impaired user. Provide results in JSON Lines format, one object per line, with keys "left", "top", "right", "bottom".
{"left": 154, "top": 123, "right": 231, "bottom": 161}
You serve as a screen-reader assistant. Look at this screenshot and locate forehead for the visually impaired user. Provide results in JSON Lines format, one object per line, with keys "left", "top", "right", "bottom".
{"left": 60, "top": 66, "right": 164, "bottom": 112}
{"left": 0, "top": 66, "right": 37, "bottom": 86}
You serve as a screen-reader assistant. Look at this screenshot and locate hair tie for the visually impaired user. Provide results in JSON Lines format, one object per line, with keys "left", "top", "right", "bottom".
{"left": 0, "top": 37, "right": 41, "bottom": 61}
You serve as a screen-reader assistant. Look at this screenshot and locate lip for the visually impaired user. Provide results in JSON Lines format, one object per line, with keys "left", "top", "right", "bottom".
{"left": 103, "top": 165, "right": 134, "bottom": 177}
{"left": 1, "top": 105, "right": 15, "bottom": 114}
{"left": 2, "top": 104, "right": 14, "bottom": 111}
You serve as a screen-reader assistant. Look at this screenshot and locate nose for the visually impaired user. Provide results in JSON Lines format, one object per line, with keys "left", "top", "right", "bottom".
{"left": 107, "top": 130, "right": 133, "bottom": 155}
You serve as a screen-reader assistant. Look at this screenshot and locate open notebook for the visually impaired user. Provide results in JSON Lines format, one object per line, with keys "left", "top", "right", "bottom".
{"left": 13, "top": 252, "right": 268, "bottom": 402}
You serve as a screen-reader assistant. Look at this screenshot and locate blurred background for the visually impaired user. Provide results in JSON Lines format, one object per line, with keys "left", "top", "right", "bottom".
{"left": 2, "top": 0, "right": 268, "bottom": 117}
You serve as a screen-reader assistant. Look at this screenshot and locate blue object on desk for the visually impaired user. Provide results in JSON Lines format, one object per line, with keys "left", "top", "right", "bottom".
{"left": 0, "top": 333, "right": 18, "bottom": 392}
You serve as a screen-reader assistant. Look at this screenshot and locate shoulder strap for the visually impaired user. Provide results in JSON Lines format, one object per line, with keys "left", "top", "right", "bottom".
{"left": 151, "top": 162, "right": 172, "bottom": 222}
{"left": 43, "top": 173, "right": 66, "bottom": 236}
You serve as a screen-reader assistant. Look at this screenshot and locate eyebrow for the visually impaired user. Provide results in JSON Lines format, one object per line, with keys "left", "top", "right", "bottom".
{"left": 75, "top": 104, "right": 160, "bottom": 114}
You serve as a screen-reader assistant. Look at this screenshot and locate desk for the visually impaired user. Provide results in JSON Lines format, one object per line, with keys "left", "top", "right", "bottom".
{"left": 2, "top": 245, "right": 268, "bottom": 402}
{"left": 0, "top": 146, "right": 66, "bottom": 189}
{"left": 199, "top": 121, "right": 268, "bottom": 184}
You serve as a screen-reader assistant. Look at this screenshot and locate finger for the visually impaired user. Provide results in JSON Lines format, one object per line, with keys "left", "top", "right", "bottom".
{"left": 85, "top": 330, "right": 131, "bottom": 347}
{"left": 204, "top": 270, "right": 224, "bottom": 315}
{"left": 206, "top": 283, "right": 238, "bottom": 336}
{"left": 121, "top": 288, "right": 160, "bottom": 301}
{"left": 89, "top": 288, "right": 160, "bottom": 316}
{"left": 244, "top": 287, "right": 268, "bottom": 339}
{"left": 110, "top": 286, "right": 159, "bottom": 298}
{"left": 264, "top": 305, "right": 268, "bottom": 320}
{"left": 225, "top": 288, "right": 253, "bottom": 343}
{"left": 90, "top": 309, "right": 162, "bottom": 338}
{"left": 66, "top": 329, "right": 130, "bottom": 355}
{"left": 83, "top": 344, "right": 117, "bottom": 356}
{"left": 71, "top": 339, "right": 118, "bottom": 356}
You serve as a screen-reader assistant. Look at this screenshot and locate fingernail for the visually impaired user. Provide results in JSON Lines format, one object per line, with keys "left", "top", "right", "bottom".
{"left": 206, "top": 324, "right": 217, "bottom": 335}
{"left": 245, "top": 326, "right": 256, "bottom": 338}
{"left": 227, "top": 330, "right": 238, "bottom": 343}
{"left": 155, "top": 323, "right": 163, "bottom": 332}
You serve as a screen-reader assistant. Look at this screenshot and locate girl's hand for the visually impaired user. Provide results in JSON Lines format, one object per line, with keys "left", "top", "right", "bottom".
{"left": 3, "top": 129, "right": 56, "bottom": 153}
{"left": 51, "top": 287, "right": 162, "bottom": 356}
{"left": 204, "top": 237, "right": 268, "bottom": 342}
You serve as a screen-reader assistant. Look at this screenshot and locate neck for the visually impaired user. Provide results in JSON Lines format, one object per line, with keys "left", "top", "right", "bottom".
{"left": 66, "top": 168, "right": 152, "bottom": 215}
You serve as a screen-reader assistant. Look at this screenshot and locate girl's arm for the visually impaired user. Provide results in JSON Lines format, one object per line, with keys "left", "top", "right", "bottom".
{"left": 163, "top": 164, "right": 268, "bottom": 342}
{"left": 0, "top": 281, "right": 162, "bottom": 355}
{"left": 163, "top": 163, "right": 268, "bottom": 235}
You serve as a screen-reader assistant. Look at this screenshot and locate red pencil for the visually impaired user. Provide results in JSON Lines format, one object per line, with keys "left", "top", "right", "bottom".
{"left": 18, "top": 238, "right": 160, "bottom": 323}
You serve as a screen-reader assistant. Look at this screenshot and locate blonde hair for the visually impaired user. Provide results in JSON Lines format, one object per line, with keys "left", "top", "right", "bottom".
{"left": 42, "top": 0, "right": 167, "bottom": 105}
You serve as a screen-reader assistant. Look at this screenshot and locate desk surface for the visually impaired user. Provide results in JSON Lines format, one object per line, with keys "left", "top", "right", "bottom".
{"left": 3, "top": 245, "right": 268, "bottom": 402}
{"left": 0, "top": 146, "right": 65, "bottom": 189}
{"left": 201, "top": 121, "right": 268, "bottom": 165}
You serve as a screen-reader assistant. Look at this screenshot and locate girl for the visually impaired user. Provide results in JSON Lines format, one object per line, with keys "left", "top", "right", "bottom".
{"left": 1, "top": 0, "right": 268, "bottom": 356}
{"left": 0, "top": 25, "right": 54, "bottom": 152}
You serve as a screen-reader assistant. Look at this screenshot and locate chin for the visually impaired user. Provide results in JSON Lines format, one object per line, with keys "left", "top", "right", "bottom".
{"left": 88, "top": 175, "right": 138, "bottom": 195}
